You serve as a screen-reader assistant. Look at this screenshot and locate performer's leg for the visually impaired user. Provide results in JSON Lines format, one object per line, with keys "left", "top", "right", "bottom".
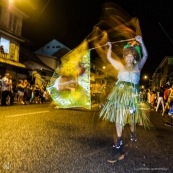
{"left": 130, "top": 117, "right": 137, "bottom": 142}
{"left": 108, "top": 124, "right": 124, "bottom": 162}
{"left": 112, "top": 124, "right": 117, "bottom": 145}
{"left": 111, "top": 124, "right": 123, "bottom": 158}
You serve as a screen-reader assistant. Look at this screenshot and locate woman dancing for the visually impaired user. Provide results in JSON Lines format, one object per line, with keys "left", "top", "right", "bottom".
{"left": 100, "top": 35, "right": 149, "bottom": 161}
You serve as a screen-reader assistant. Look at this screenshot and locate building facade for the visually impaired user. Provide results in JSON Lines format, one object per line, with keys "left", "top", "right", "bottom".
{"left": 151, "top": 56, "right": 173, "bottom": 90}
{"left": 0, "top": 0, "right": 27, "bottom": 78}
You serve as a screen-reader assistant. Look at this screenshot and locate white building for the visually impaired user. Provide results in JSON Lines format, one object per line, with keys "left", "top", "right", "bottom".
{"left": 35, "top": 39, "right": 70, "bottom": 71}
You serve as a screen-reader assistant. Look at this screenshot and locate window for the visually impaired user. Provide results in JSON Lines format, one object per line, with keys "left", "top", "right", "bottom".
{"left": 9, "top": 13, "right": 18, "bottom": 33}
{"left": 0, "top": 37, "right": 10, "bottom": 54}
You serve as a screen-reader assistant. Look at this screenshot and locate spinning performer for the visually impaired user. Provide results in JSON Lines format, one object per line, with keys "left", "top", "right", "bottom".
{"left": 99, "top": 35, "right": 149, "bottom": 160}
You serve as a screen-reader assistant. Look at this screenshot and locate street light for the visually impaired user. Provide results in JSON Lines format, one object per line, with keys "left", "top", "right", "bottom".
{"left": 143, "top": 75, "right": 152, "bottom": 89}
{"left": 144, "top": 75, "right": 148, "bottom": 80}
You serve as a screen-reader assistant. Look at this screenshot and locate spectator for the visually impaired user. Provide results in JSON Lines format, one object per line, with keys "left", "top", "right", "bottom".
{"left": 150, "top": 91, "right": 156, "bottom": 110}
{"left": 164, "top": 83, "right": 173, "bottom": 115}
{"left": 8, "top": 75, "right": 14, "bottom": 105}
{"left": 164, "top": 84, "right": 169, "bottom": 103}
{"left": 168, "top": 100, "right": 173, "bottom": 117}
{"left": 16, "top": 79, "right": 27, "bottom": 105}
{"left": 34, "top": 83, "right": 40, "bottom": 104}
{"left": 155, "top": 87, "right": 165, "bottom": 116}
{"left": 0, "top": 45, "right": 4, "bottom": 54}
{"left": 0, "top": 75, "right": 2, "bottom": 103}
{"left": 24, "top": 81, "right": 33, "bottom": 104}
{"left": 1, "top": 73, "right": 14, "bottom": 106}
{"left": 147, "top": 88, "right": 151, "bottom": 107}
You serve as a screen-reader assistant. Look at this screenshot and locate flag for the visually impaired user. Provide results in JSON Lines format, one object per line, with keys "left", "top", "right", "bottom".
{"left": 47, "top": 40, "right": 91, "bottom": 109}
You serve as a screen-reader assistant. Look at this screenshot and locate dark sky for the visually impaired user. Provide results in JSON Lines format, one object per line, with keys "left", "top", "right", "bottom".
{"left": 20, "top": 0, "right": 173, "bottom": 77}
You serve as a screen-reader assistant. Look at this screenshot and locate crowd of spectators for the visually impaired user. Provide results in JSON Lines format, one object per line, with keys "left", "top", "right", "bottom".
{"left": 0, "top": 72, "right": 50, "bottom": 106}
{"left": 145, "top": 83, "right": 173, "bottom": 125}
{"left": 1, "top": 72, "right": 173, "bottom": 123}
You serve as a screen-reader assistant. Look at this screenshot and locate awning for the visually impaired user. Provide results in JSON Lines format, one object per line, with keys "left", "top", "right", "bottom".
{"left": 24, "top": 60, "right": 53, "bottom": 72}
{"left": 0, "top": 57, "right": 26, "bottom": 68}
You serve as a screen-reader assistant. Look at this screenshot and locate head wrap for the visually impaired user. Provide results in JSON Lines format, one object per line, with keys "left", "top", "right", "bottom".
{"left": 123, "top": 42, "right": 142, "bottom": 61}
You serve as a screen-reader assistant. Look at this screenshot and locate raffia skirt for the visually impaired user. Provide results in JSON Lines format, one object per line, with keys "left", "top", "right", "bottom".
{"left": 99, "top": 81, "right": 150, "bottom": 127}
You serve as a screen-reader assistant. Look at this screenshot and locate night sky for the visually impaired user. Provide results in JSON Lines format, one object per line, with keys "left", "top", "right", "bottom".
{"left": 18, "top": 0, "right": 173, "bottom": 78}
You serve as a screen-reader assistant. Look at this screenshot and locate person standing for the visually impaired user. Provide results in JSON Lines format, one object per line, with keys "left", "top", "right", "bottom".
{"left": 0, "top": 75, "right": 2, "bottom": 103}
{"left": 8, "top": 75, "right": 14, "bottom": 105}
{"left": 16, "top": 79, "right": 27, "bottom": 105}
{"left": 147, "top": 88, "right": 151, "bottom": 107}
{"left": 1, "top": 73, "right": 14, "bottom": 106}
{"left": 150, "top": 91, "right": 156, "bottom": 110}
{"left": 100, "top": 35, "right": 150, "bottom": 161}
{"left": 164, "top": 83, "right": 173, "bottom": 115}
{"left": 155, "top": 87, "right": 165, "bottom": 116}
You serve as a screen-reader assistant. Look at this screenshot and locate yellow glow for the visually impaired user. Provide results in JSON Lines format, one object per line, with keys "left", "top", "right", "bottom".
{"left": 144, "top": 75, "right": 148, "bottom": 79}
{"left": 11, "top": 0, "right": 37, "bottom": 12}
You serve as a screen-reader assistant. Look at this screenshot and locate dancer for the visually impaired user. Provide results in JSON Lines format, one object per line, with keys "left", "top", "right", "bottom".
{"left": 100, "top": 35, "right": 149, "bottom": 161}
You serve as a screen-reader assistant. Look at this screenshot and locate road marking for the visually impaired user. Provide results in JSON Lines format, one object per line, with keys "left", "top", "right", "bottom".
{"left": 134, "top": 168, "right": 169, "bottom": 171}
{"left": 6, "top": 111, "right": 50, "bottom": 118}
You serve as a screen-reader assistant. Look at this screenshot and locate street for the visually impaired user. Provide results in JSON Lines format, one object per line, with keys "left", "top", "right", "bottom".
{"left": 0, "top": 103, "right": 173, "bottom": 173}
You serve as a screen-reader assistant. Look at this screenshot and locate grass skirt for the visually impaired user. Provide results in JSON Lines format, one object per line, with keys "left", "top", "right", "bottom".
{"left": 99, "top": 81, "right": 150, "bottom": 127}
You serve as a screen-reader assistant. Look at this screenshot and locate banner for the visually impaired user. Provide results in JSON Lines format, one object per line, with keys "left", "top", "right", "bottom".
{"left": 47, "top": 40, "right": 91, "bottom": 109}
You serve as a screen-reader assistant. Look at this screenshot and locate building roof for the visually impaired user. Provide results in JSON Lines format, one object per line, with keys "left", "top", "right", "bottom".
{"left": 35, "top": 39, "right": 70, "bottom": 56}
{"left": 52, "top": 48, "right": 70, "bottom": 59}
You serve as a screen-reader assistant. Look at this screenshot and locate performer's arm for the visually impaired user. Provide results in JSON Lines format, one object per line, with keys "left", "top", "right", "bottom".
{"left": 135, "top": 35, "right": 148, "bottom": 70}
{"left": 107, "top": 42, "right": 123, "bottom": 70}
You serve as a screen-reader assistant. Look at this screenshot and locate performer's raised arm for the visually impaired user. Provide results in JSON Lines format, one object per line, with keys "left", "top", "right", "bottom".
{"left": 135, "top": 35, "right": 148, "bottom": 70}
{"left": 106, "top": 42, "right": 123, "bottom": 70}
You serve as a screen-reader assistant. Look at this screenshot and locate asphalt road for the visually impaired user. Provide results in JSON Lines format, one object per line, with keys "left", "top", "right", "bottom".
{"left": 0, "top": 103, "right": 173, "bottom": 173}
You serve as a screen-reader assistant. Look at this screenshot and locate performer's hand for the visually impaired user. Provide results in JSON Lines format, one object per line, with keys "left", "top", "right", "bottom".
{"left": 106, "top": 42, "right": 112, "bottom": 47}
{"left": 135, "top": 35, "right": 143, "bottom": 44}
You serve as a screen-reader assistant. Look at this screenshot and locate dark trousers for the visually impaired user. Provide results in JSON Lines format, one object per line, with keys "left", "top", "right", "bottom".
{"left": 1, "top": 90, "right": 14, "bottom": 106}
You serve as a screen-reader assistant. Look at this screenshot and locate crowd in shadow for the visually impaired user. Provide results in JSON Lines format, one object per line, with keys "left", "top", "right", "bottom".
{"left": 0, "top": 73, "right": 50, "bottom": 106}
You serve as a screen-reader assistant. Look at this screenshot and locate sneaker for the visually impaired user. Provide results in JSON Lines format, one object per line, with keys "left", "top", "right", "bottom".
{"left": 130, "top": 132, "right": 137, "bottom": 142}
{"left": 108, "top": 137, "right": 123, "bottom": 162}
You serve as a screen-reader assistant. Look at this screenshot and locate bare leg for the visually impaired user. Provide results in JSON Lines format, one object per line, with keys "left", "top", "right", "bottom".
{"left": 156, "top": 97, "right": 161, "bottom": 112}
{"left": 161, "top": 99, "right": 165, "bottom": 116}
{"left": 112, "top": 124, "right": 117, "bottom": 145}
{"left": 130, "top": 123, "right": 135, "bottom": 132}
{"left": 130, "top": 115, "right": 137, "bottom": 141}
{"left": 112, "top": 124, "right": 123, "bottom": 145}
{"left": 116, "top": 124, "right": 123, "bottom": 138}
